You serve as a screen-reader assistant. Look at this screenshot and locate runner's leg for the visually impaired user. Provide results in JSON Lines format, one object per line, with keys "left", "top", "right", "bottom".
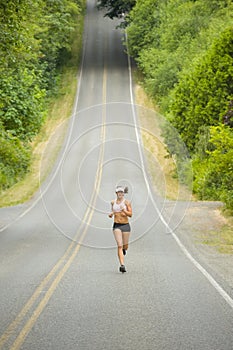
{"left": 113, "top": 229, "right": 124, "bottom": 265}
{"left": 122, "top": 232, "right": 130, "bottom": 253}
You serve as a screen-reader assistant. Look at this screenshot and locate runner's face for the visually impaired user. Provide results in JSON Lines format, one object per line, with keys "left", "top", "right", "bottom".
{"left": 116, "top": 191, "right": 124, "bottom": 200}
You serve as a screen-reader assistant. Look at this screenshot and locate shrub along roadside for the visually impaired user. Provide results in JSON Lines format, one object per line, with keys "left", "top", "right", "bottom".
{"left": 0, "top": 1, "right": 85, "bottom": 206}
{"left": 0, "top": 126, "right": 31, "bottom": 191}
{"left": 168, "top": 27, "right": 233, "bottom": 153}
{"left": 125, "top": 0, "right": 233, "bottom": 212}
{"left": 192, "top": 125, "right": 233, "bottom": 210}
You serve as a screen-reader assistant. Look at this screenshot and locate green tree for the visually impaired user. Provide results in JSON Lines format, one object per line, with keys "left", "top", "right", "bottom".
{"left": 168, "top": 27, "right": 233, "bottom": 152}
{"left": 0, "top": 68, "right": 45, "bottom": 140}
{"left": 193, "top": 125, "right": 233, "bottom": 210}
{"left": 36, "top": 0, "right": 81, "bottom": 91}
{"left": 0, "top": 0, "right": 84, "bottom": 191}
{"left": 0, "top": 0, "right": 46, "bottom": 140}
{"left": 126, "top": 0, "right": 161, "bottom": 57}
{"left": 0, "top": 124, "right": 31, "bottom": 190}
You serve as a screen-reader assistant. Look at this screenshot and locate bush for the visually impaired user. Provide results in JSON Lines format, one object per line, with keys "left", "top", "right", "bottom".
{"left": 193, "top": 125, "right": 233, "bottom": 210}
{"left": 0, "top": 68, "right": 46, "bottom": 140}
{"left": 0, "top": 0, "right": 85, "bottom": 193}
{"left": 0, "top": 127, "right": 31, "bottom": 190}
{"left": 168, "top": 27, "right": 233, "bottom": 152}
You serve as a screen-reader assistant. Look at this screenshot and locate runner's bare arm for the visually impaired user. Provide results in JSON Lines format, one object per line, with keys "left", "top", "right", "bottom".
{"left": 121, "top": 200, "right": 132, "bottom": 217}
{"left": 108, "top": 200, "right": 114, "bottom": 218}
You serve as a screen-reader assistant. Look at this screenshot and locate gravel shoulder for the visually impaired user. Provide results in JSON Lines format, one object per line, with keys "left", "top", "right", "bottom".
{"left": 164, "top": 201, "right": 233, "bottom": 295}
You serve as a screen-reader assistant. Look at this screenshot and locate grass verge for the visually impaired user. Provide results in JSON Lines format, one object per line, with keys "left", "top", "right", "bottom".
{"left": 202, "top": 214, "right": 233, "bottom": 254}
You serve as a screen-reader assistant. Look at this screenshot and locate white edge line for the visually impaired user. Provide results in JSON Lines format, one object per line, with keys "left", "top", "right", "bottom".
{"left": 125, "top": 31, "right": 233, "bottom": 310}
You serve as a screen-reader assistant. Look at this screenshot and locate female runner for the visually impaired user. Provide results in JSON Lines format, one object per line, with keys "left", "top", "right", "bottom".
{"left": 108, "top": 186, "right": 132, "bottom": 273}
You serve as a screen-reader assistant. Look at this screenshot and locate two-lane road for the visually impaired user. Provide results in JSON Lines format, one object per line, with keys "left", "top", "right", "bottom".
{"left": 0, "top": 1, "right": 233, "bottom": 349}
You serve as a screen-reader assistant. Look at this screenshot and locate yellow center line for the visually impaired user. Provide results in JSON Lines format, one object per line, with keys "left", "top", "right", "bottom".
{"left": 0, "top": 241, "right": 76, "bottom": 348}
{"left": 10, "top": 230, "right": 86, "bottom": 350}
{"left": 2, "top": 55, "right": 107, "bottom": 350}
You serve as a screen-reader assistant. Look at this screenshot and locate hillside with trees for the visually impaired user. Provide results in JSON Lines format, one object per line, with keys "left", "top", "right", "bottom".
{"left": 99, "top": 0, "right": 233, "bottom": 211}
{"left": 2, "top": 0, "right": 233, "bottom": 212}
{"left": 0, "top": 0, "right": 85, "bottom": 192}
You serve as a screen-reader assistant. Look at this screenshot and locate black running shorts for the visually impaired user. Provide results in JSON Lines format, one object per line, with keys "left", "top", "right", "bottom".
{"left": 113, "top": 222, "right": 131, "bottom": 232}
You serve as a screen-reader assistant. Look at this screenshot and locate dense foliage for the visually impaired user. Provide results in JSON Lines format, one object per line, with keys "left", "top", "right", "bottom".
{"left": 193, "top": 125, "right": 233, "bottom": 209}
{"left": 0, "top": 0, "right": 84, "bottom": 191}
{"left": 0, "top": 123, "right": 31, "bottom": 191}
{"left": 125, "top": 0, "right": 233, "bottom": 209}
{"left": 169, "top": 27, "right": 233, "bottom": 152}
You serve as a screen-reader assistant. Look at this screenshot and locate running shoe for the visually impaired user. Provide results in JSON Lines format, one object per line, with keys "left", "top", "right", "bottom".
{"left": 122, "top": 249, "right": 127, "bottom": 256}
{"left": 119, "top": 265, "right": 126, "bottom": 273}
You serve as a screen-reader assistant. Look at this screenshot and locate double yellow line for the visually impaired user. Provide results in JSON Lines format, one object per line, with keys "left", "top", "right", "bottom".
{"left": 0, "top": 65, "right": 107, "bottom": 350}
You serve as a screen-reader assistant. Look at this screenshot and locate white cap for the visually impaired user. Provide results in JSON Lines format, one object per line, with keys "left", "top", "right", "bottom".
{"left": 115, "top": 186, "right": 124, "bottom": 193}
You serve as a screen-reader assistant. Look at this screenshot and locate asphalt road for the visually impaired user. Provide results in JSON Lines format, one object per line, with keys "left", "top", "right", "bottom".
{"left": 0, "top": 1, "right": 233, "bottom": 349}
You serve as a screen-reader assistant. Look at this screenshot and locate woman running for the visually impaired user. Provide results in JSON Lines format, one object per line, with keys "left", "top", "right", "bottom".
{"left": 108, "top": 186, "right": 132, "bottom": 273}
